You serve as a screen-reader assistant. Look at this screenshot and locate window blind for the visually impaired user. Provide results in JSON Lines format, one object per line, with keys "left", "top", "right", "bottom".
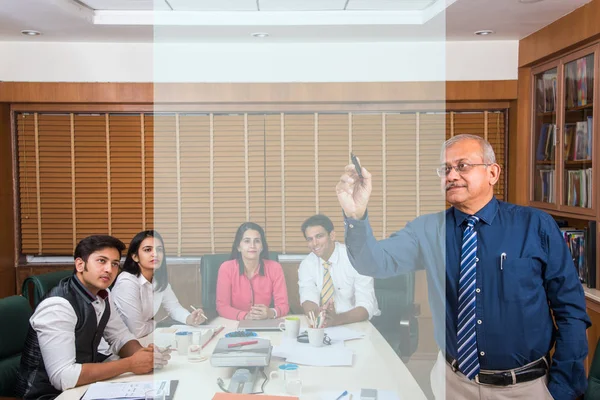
{"left": 16, "top": 110, "right": 507, "bottom": 256}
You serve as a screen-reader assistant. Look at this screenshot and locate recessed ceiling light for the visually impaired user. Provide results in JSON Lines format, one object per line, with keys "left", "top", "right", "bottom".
{"left": 251, "top": 32, "right": 269, "bottom": 38}
{"left": 519, "top": 0, "right": 544, "bottom": 3}
{"left": 21, "top": 30, "right": 41, "bottom": 36}
{"left": 474, "top": 30, "right": 495, "bottom": 36}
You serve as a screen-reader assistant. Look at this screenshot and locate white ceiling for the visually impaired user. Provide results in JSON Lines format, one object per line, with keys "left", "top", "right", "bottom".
{"left": 0, "top": 0, "right": 592, "bottom": 43}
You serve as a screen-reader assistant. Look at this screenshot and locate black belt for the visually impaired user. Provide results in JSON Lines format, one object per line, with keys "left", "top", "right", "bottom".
{"left": 445, "top": 353, "right": 549, "bottom": 386}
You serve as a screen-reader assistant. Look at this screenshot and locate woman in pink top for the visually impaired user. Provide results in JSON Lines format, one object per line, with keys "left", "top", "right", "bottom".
{"left": 216, "top": 222, "right": 289, "bottom": 320}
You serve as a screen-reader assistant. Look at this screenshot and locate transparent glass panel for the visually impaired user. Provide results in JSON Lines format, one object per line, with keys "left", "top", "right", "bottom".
{"left": 533, "top": 67, "right": 558, "bottom": 204}
{"left": 563, "top": 53, "right": 594, "bottom": 208}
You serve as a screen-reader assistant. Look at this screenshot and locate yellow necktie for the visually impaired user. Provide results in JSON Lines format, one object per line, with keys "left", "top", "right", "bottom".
{"left": 320, "top": 261, "right": 334, "bottom": 307}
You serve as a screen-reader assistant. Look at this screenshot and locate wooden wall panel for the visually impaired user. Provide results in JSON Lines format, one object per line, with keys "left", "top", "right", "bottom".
{"left": 513, "top": 68, "right": 532, "bottom": 205}
{"left": 0, "top": 103, "right": 16, "bottom": 298}
{"left": 519, "top": 0, "right": 600, "bottom": 67}
{"left": 0, "top": 81, "right": 517, "bottom": 104}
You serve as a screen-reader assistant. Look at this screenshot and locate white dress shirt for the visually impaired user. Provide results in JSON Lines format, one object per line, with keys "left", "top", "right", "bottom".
{"left": 30, "top": 290, "right": 136, "bottom": 391}
{"left": 298, "top": 242, "right": 380, "bottom": 319}
{"left": 112, "top": 272, "right": 191, "bottom": 338}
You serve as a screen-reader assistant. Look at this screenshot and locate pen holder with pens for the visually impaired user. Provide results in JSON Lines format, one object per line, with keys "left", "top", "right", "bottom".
{"left": 307, "top": 328, "right": 326, "bottom": 347}
{"left": 297, "top": 329, "right": 331, "bottom": 347}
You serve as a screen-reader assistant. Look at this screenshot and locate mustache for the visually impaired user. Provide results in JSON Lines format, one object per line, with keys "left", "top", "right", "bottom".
{"left": 445, "top": 183, "right": 465, "bottom": 191}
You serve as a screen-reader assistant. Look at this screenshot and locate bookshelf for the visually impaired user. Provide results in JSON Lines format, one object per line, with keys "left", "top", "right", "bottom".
{"left": 528, "top": 43, "right": 599, "bottom": 294}
{"left": 530, "top": 45, "right": 598, "bottom": 216}
{"left": 518, "top": 0, "right": 600, "bottom": 374}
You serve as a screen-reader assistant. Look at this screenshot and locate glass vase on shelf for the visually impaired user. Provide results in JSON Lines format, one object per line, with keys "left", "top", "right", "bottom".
{"left": 533, "top": 67, "right": 558, "bottom": 205}
{"left": 563, "top": 53, "right": 594, "bottom": 209}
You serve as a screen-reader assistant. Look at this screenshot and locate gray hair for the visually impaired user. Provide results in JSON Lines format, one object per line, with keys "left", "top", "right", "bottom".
{"left": 441, "top": 134, "right": 496, "bottom": 164}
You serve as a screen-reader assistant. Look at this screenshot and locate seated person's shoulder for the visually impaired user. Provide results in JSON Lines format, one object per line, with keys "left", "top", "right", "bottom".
{"left": 113, "top": 270, "right": 138, "bottom": 288}
{"left": 31, "top": 297, "right": 76, "bottom": 327}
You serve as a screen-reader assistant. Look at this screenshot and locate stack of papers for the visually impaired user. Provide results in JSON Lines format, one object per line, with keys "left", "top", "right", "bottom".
{"left": 324, "top": 326, "right": 365, "bottom": 342}
{"left": 82, "top": 380, "right": 172, "bottom": 400}
{"left": 273, "top": 338, "right": 353, "bottom": 367}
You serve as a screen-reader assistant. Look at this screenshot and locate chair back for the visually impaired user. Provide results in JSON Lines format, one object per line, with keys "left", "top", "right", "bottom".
{"left": 200, "top": 252, "right": 280, "bottom": 314}
{"left": 373, "top": 272, "right": 415, "bottom": 327}
{"left": 0, "top": 295, "right": 33, "bottom": 397}
{"left": 21, "top": 269, "right": 72, "bottom": 309}
{"left": 371, "top": 271, "right": 419, "bottom": 361}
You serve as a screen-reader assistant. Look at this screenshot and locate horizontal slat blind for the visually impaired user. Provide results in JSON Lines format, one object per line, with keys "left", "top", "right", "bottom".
{"left": 284, "top": 114, "right": 317, "bottom": 253}
{"left": 16, "top": 109, "right": 507, "bottom": 256}
{"left": 352, "top": 113, "right": 385, "bottom": 238}
{"left": 18, "top": 114, "right": 40, "bottom": 254}
{"left": 420, "top": 113, "right": 447, "bottom": 216}
{"left": 317, "top": 114, "right": 349, "bottom": 238}
{"left": 386, "top": 113, "right": 418, "bottom": 234}
{"left": 179, "top": 114, "right": 211, "bottom": 255}
{"left": 109, "top": 114, "right": 144, "bottom": 248}
{"left": 264, "top": 114, "right": 285, "bottom": 252}
{"left": 39, "top": 115, "right": 73, "bottom": 253}
{"left": 74, "top": 115, "right": 109, "bottom": 245}
{"left": 213, "top": 115, "right": 247, "bottom": 253}
{"left": 150, "top": 115, "right": 179, "bottom": 254}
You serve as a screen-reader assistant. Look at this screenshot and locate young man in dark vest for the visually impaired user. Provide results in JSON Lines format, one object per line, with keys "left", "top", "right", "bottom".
{"left": 16, "top": 235, "right": 170, "bottom": 400}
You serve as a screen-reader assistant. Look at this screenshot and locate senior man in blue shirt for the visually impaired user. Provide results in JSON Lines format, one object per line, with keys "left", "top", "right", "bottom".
{"left": 336, "top": 134, "right": 590, "bottom": 399}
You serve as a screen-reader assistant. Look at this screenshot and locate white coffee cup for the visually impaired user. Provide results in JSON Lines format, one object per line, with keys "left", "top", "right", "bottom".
{"left": 279, "top": 316, "right": 301, "bottom": 339}
{"left": 175, "top": 331, "right": 191, "bottom": 355}
{"left": 307, "top": 327, "right": 325, "bottom": 347}
{"left": 269, "top": 363, "right": 302, "bottom": 396}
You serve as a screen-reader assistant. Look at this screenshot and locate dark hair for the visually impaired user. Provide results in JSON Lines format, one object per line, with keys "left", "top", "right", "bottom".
{"left": 73, "top": 235, "right": 126, "bottom": 272}
{"left": 122, "top": 230, "right": 168, "bottom": 292}
{"left": 301, "top": 214, "right": 334, "bottom": 238}
{"left": 230, "top": 222, "right": 270, "bottom": 276}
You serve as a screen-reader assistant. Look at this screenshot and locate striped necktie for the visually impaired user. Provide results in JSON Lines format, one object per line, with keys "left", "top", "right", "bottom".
{"left": 320, "top": 261, "right": 334, "bottom": 307}
{"left": 457, "top": 215, "right": 481, "bottom": 380}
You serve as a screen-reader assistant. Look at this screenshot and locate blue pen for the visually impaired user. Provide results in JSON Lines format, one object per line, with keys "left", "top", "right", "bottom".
{"left": 335, "top": 390, "right": 348, "bottom": 400}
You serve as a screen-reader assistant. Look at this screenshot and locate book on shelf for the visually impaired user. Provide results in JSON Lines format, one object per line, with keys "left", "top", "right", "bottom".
{"left": 539, "top": 168, "right": 554, "bottom": 203}
{"left": 536, "top": 72, "right": 557, "bottom": 113}
{"left": 560, "top": 228, "right": 587, "bottom": 285}
{"left": 536, "top": 123, "right": 556, "bottom": 161}
{"left": 566, "top": 168, "right": 592, "bottom": 208}
{"left": 564, "top": 117, "right": 593, "bottom": 161}
{"left": 587, "top": 221, "right": 597, "bottom": 288}
{"left": 566, "top": 55, "right": 594, "bottom": 109}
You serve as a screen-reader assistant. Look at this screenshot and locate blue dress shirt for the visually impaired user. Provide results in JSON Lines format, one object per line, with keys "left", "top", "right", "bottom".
{"left": 344, "top": 197, "right": 591, "bottom": 400}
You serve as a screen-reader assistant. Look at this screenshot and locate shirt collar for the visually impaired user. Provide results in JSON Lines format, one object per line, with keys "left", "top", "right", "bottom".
{"left": 73, "top": 274, "right": 108, "bottom": 302}
{"left": 321, "top": 242, "right": 340, "bottom": 266}
{"left": 452, "top": 196, "right": 499, "bottom": 227}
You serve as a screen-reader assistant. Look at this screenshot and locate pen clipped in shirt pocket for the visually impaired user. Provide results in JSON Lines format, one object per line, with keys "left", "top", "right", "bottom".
{"left": 501, "top": 257, "right": 542, "bottom": 301}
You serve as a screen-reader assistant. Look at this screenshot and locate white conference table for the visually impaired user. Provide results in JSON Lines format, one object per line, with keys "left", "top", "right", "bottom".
{"left": 57, "top": 316, "right": 427, "bottom": 399}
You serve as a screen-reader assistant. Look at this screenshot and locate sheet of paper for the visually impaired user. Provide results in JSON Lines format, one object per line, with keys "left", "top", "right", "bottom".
{"left": 324, "top": 326, "right": 365, "bottom": 342}
{"left": 318, "top": 390, "right": 400, "bottom": 400}
{"left": 273, "top": 338, "right": 353, "bottom": 366}
{"left": 165, "top": 324, "right": 222, "bottom": 332}
{"left": 82, "top": 380, "right": 171, "bottom": 400}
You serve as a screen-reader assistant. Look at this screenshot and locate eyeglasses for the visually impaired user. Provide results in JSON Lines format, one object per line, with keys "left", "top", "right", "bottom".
{"left": 436, "top": 163, "right": 490, "bottom": 177}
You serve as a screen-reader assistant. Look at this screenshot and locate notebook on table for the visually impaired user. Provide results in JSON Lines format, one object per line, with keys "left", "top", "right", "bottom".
{"left": 237, "top": 318, "right": 283, "bottom": 331}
